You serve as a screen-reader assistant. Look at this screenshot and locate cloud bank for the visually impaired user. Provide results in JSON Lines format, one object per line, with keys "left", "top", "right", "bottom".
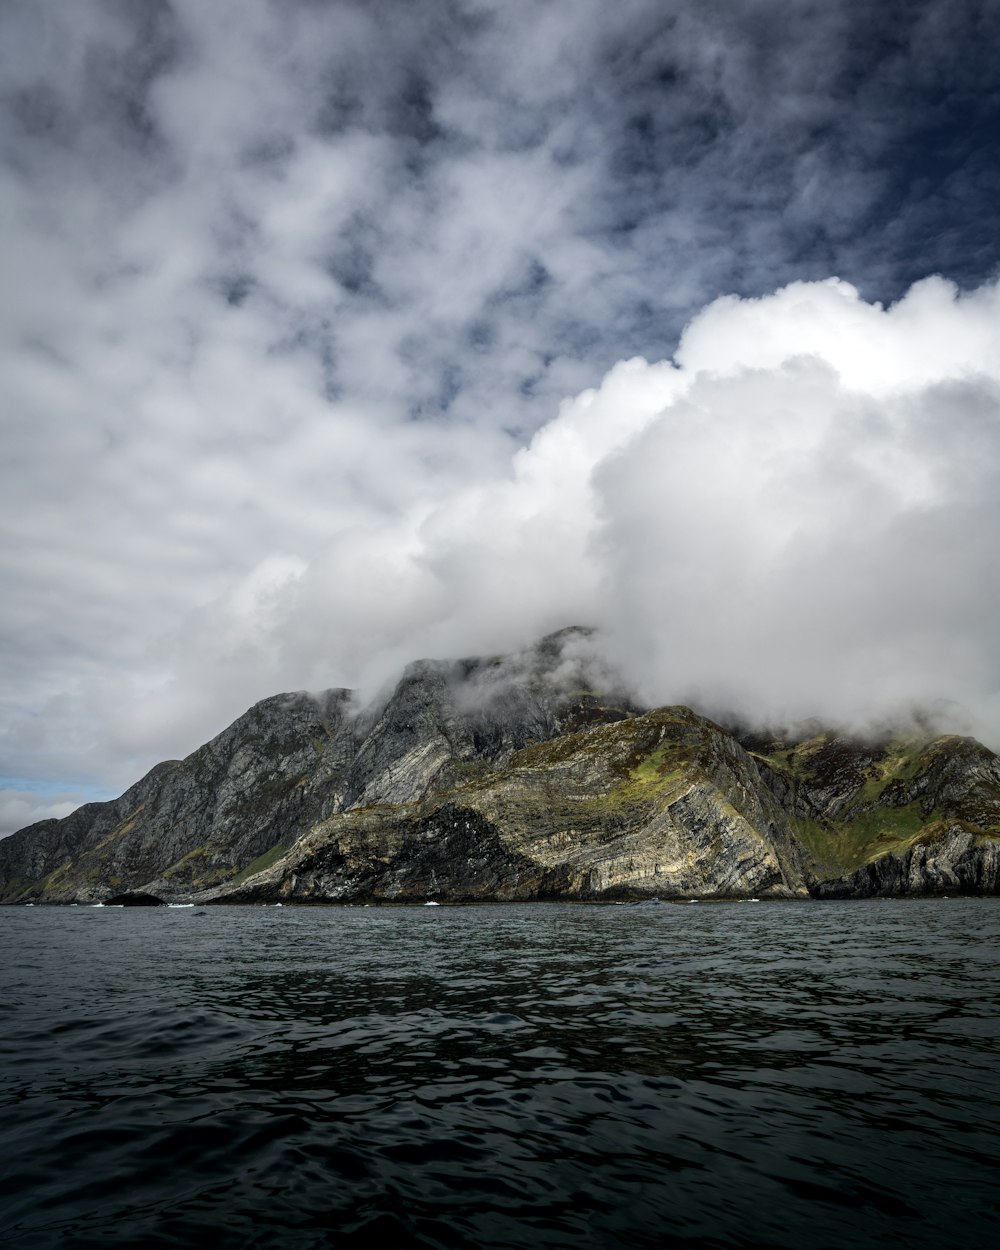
{"left": 188, "top": 274, "right": 1000, "bottom": 737}
{"left": 38, "top": 273, "right": 1000, "bottom": 805}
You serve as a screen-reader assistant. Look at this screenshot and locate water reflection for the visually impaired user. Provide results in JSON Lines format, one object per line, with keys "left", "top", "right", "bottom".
{"left": 1, "top": 900, "right": 998, "bottom": 1248}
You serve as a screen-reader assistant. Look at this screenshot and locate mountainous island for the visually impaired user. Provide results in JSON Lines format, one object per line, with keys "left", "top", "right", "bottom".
{"left": 2, "top": 629, "right": 999, "bottom": 905}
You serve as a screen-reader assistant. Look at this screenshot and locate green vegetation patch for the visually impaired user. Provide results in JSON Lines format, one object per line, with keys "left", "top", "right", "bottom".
{"left": 0, "top": 873, "right": 31, "bottom": 900}
{"left": 855, "top": 742, "right": 930, "bottom": 804}
{"left": 753, "top": 732, "right": 953, "bottom": 872}
{"left": 161, "top": 843, "right": 238, "bottom": 887}
{"left": 790, "top": 802, "right": 937, "bottom": 873}
{"left": 754, "top": 734, "right": 830, "bottom": 781}
{"left": 228, "top": 840, "right": 290, "bottom": 886}
{"left": 757, "top": 733, "right": 930, "bottom": 797}
{"left": 630, "top": 742, "right": 689, "bottom": 789}
{"left": 512, "top": 706, "right": 698, "bottom": 773}
{"left": 91, "top": 805, "right": 146, "bottom": 853}
{"left": 39, "top": 860, "right": 73, "bottom": 890}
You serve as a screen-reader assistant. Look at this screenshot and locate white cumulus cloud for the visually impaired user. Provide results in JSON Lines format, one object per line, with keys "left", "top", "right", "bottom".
{"left": 92, "top": 275, "right": 1000, "bottom": 767}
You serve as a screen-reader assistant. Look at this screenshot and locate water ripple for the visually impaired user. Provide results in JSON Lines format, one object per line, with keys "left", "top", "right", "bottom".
{"left": 1, "top": 899, "right": 998, "bottom": 1248}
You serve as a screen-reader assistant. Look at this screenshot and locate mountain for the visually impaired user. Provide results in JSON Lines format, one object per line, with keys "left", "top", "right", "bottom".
{"left": 2, "top": 629, "right": 999, "bottom": 903}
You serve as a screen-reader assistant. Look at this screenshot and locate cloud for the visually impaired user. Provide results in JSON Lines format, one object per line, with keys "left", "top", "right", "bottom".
{"left": 596, "top": 279, "right": 1000, "bottom": 734}
{"left": 1, "top": 1, "right": 999, "bottom": 810}
{"left": 89, "top": 274, "right": 1000, "bottom": 765}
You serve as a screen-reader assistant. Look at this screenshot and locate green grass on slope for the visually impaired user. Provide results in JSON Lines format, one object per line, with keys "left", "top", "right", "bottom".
{"left": 630, "top": 741, "right": 689, "bottom": 789}
{"left": 464, "top": 708, "right": 718, "bottom": 833}
{"left": 754, "top": 735, "right": 945, "bottom": 873}
{"left": 228, "top": 840, "right": 290, "bottom": 886}
{"left": 788, "top": 805, "right": 934, "bottom": 874}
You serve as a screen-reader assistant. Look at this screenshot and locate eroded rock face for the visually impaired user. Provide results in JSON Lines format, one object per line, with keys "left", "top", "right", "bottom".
{"left": 206, "top": 708, "right": 812, "bottom": 904}
{"left": 3, "top": 629, "right": 999, "bottom": 904}
{"left": 813, "top": 829, "right": 1000, "bottom": 898}
{"left": 0, "top": 630, "right": 639, "bottom": 903}
{"left": 0, "top": 690, "right": 355, "bottom": 903}
{"left": 744, "top": 728, "right": 1000, "bottom": 896}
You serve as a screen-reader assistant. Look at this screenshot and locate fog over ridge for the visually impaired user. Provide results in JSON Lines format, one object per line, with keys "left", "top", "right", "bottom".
{"left": 25, "top": 273, "right": 1000, "bottom": 833}
{"left": 287, "top": 273, "right": 1000, "bottom": 743}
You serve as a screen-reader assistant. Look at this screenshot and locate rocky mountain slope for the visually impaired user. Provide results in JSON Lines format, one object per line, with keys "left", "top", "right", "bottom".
{"left": 2, "top": 629, "right": 999, "bottom": 903}
{"left": 746, "top": 728, "right": 1000, "bottom": 897}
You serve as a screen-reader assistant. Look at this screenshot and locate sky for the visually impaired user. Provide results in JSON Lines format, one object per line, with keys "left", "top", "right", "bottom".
{"left": 2, "top": 0, "right": 999, "bottom": 836}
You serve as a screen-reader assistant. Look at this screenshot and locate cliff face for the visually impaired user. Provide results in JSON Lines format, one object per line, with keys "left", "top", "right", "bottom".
{"left": 746, "top": 729, "right": 1000, "bottom": 896}
{"left": 812, "top": 830, "right": 1000, "bottom": 898}
{"left": 209, "top": 706, "right": 811, "bottom": 904}
{"left": 0, "top": 629, "right": 638, "bottom": 903}
{"left": 0, "top": 689, "right": 354, "bottom": 902}
{"left": 2, "top": 629, "right": 999, "bottom": 903}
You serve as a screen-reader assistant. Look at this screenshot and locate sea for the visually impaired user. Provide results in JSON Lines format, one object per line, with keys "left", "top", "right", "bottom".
{"left": 1, "top": 899, "right": 997, "bottom": 1249}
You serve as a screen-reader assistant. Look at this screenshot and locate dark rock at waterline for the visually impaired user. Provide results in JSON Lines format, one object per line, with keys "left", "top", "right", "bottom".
{"left": 104, "top": 892, "right": 166, "bottom": 907}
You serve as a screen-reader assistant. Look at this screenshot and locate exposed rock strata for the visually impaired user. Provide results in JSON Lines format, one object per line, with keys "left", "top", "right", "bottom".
{"left": 209, "top": 707, "right": 811, "bottom": 904}
{"left": 0, "top": 690, "right": 355, "bottom": 903}
{"left": 812, "top": 829, "right": 1000, "bottom": 897}
{"left": 2, "top": 630, "right": 999, "bottom": 903}
{"left": 0, "top": 630, "right": 638, "bottom": 903}
{"left": 745, "top": 728, "right": 1000, "bottom": 896}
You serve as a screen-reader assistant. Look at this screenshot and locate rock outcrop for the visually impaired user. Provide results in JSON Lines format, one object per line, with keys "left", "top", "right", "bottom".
{"left": 0, "top": 629, "right": 638, "bottom": 902}
{"left": 209, "top": 706, "right": 811, "bottom": 904}
{"left": 0, "top": 689, "right": 355, "bottom": 902}
{"left": 744, "top": 728, "right": 1000, "bottom": 897}
{"left": 2, "top": 629, "right": 999, "bottom": 903}
{"left": 811, "top": 828, "right": 1000, "bottom": 897}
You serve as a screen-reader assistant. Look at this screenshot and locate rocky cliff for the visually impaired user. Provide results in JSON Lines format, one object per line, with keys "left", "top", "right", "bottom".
{"left": 745, "top": 728, "right": 1000, "bottom": 896}
{"left": 209, "top": 705, "right": 811, "bottom": 904}
{"left": 2, "top": 629, "right": 999, "bottom": 903}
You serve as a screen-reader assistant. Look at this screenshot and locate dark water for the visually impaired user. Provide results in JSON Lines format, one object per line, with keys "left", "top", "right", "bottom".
{"left": 1, "top": 901, "right": 998, "bottom": 1249}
